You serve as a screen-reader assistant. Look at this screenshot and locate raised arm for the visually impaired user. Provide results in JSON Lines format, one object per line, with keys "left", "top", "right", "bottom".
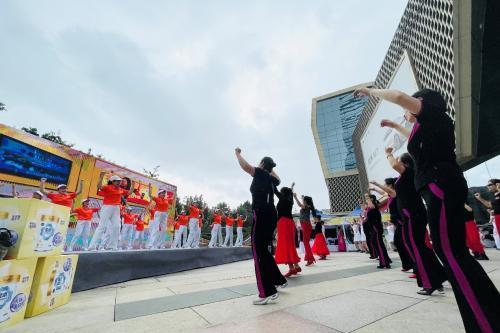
{"left": 235, "top": 148, "right": 255, "bottom": 176}
{"left": 39, "top": 178, "right": 49, "bottom": 196}
{"left": 385, "top": 147, "right": 406, "bottom": 175}
{"left": 127, "top": 181, "right": 135, "bottom": 196}
{"left": 353, "top": 87, "right": 422, "bottom": 115}
{"left": 369, "top": 180, "right": 396, "bottom": 198}
{"left": 96, "top": 173, "right": 105, "bottom": 192}
{"left": 269, "top": 170, "right": 280, "bottom": 183}
{"left": 380, "top": 119, "right": 411, "bottom": 138}
{"left": 474, "top": 193, "right": 492, "bottom": 209}
{"left": 293, "top": 193, "right": 304, "bottom": 208}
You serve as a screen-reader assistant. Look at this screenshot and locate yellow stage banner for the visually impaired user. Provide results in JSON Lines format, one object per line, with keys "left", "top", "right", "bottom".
{"left": 0, "top": 198, "right": 70, "bottom": 259}
{"left": 0, "top": 258, "right": 37, "bottom": 329}
{"left": 25, "top": 254, "right": 78, "bottom": 318}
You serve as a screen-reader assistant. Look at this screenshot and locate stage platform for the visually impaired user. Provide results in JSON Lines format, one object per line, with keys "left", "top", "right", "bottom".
{"left": 72, "top": 246, "right": 253, "bottom": 292}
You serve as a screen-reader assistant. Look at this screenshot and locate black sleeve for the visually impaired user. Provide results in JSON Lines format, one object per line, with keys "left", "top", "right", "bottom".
{"left": 274, "top": 186, "right": 282, "bottom": 199}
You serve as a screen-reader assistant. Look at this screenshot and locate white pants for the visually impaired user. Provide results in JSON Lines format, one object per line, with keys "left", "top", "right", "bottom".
{"left": 235, "top": 226, "right": 243, "bottom": 246}
{"left": 208, "top": 224, "right": 222, "bottom": 247}
{"left": 69, "top": 221, "right": 91, "bottom": 250}
{"left": 224, "top": 226, "right": 234, "bottom": 247}
{"left": 89, "top": 205, "right": 121, "bottom": 250}
{"left": 134, "top": 230, "right": 145, "bottom": 246}
{"left": 185, "top": 218, "right": 199, "bottom": 248}
{"left": 171, "top": 228, "right": 183, "bottom": 248}
{"left": 120, "top": 224, "right": 135, "bottom": 249}
{"left": 147, "top": 211, "right": 168, "bottom": 248}
{"left": 193, "top": 224, "right": 201, "bottom": 248}
{"left": 492, "top": 219, "right": 500, "bottom": 249}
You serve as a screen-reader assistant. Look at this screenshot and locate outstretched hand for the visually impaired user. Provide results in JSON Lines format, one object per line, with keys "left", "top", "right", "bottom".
{"left": 353, "top": 87, "right": 371, "bottom": 97}
{"left": 235, "top": 147, "right": 242, "bottom": 154}
{"left": 385, "top": 147, "right": 394, "bottom": 155}
{"left": 380, "top": 119, "right": 397, "bottom": 128}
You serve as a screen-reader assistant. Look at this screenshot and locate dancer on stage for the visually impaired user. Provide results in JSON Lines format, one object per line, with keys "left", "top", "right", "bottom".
{"left": 386, "top": 149, "right": 446, "bottom": 293}
{"left": 121, "top": 207, "right": 138, "bottom": 250}
{"left": 193, "top": 213, "right": 203, "bottom": 248}
{"left": 463, "top": 203, "right": 488, "bottom": 260}
{"left": 235, "top": 215, "right": 245, "bottom": 247}
{"left": 311, "top": 216, "right": 330, "bottom": 260}
{"left": 185, "top": 201, "right": 201, "bottom": 248}
{"left": 147, "top": 185, "right": 172, "bottom": 249}
{"left": 172, "top": 212, "right": 188, "bottom": 248}
{"left": 293, "top": 193, "right": 317, "bottom": 266}
{"left": 208, "top": 210, "right": 223, "bottom": 247}
{"left": 274, "top": 183, "right": 301, "bottom": 277}
{"left": 40, "top": 178, "right": 84, "bottom": 208}
{"left": 89, "top": 174, "right": 134, "bottom": 251}
{"left": 133, "top": 214, "right": 146, "bottom": 249}
{"left": 355, "top": 87, "right": 500, "bottom": 332}
{"left": 223, "top": 214, "right": 235, "bottom": 247}
{"left": 68, "top": 199, "right": 99, "bottom": 251}
{"left": 235, "top": 147, "right": 286, "bottom": 305}
{"left": 370, "top": 179, "right": 414, "bottom": 272}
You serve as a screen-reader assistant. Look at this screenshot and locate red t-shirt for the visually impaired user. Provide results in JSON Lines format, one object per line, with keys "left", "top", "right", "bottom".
{"left": 98, "top": 185, "right": 128, "bottom": 205}
{"left": 174, "top": 222, "right": 180, "bottom": 230}
{"left": 189, "top": 206, "right": 200, "bottom": 219}
{"left": 47, "top": 192, "right": 77, "bottom": 208}
{"left": 153, "top": 197, "right": 171, "bottom": 212}
{"left": 225, "top": 217, "right": 234, "bottom": 227}
{"left": 237, "top": 218, "right": 244, "bottom": 227}
{"left": 178, "top": 215, "right": 189, "bottom": 226}
{"left": 123, "top": 213, "right": 138, "bottom": 224}
{"left": 198, "top": 218, "right": 203, "bottom": 228}
{"left": 135, "top": 220, "right": 145, "bottom": 231}
{"left": 213, "top": 214, "right": 222, "bottom": 224}
{"left": 73, "top": 207, "right": 99, "bottom": 221}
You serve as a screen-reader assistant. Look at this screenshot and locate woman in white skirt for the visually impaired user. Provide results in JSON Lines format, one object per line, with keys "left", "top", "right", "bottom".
{"left": 352, "top": 220, "right": 362, "bottom": 252}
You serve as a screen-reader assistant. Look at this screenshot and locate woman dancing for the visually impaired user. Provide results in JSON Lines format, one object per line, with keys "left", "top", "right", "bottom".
{"left": 354, "top": 86, "right": 500, "bottom": 332}
{"left": 235, "top": 147, "right": 287, "bottom": 305}
{"left": 365, "top": 193, "right": 391, "bottom": 268}
{"left": 274, "top": 183, "right": 301, "bottom": 277}
{"left": 370, "top": 178, "right": 414, "bottom": 272}
{"left": 312, "top": 216, "right": 330, "bottom": 259}
{"left": 386, "top": 149, "right": 447, "bottom": 294}
{"left": 293, "top": 193, "right": 317, "bottom": 266}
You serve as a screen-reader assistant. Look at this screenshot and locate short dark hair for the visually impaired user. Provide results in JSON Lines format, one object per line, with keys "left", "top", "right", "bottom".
{"left": 369, "top": 194, "right": 379, "bottom": 208}
{"left": 488, "top": 179, "right": 500, "bottom": 185}
{"left": 400, "top": 153, "right": 414, "bottom": 170}
{"left": 412, "top": 88, "right": 446, "bottom": 111}
{"left": 384, "top": 177, "right": 397, "bottom": 187}
{"left": 260, "top": 157, "right": 276, "bottom": 172}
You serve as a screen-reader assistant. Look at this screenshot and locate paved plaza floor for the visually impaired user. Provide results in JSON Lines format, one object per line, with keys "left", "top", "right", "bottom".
{"left": 6, "top": 249, "right": 500, "bottom": 333}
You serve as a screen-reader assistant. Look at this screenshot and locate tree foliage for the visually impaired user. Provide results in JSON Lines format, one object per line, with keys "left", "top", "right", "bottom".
{"left": 21, "top": 127, "right": 73, "bottom": 147}
{"left": 143, "top": 165, "right": 160, "bottom": 179}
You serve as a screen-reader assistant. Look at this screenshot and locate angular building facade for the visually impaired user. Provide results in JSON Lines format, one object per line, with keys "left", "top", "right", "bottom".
{"left": 352, "top": 0, "right": 500, "bottom": 192}
{"left": 311, "top": 83, "right": 372, "bottom": 213}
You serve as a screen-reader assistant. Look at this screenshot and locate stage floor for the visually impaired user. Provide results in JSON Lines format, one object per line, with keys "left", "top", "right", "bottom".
{"left": 72, "top": 246, "right": 253, "bottom": 292}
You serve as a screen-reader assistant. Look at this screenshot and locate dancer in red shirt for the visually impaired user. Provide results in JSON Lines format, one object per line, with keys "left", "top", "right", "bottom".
{"left": 147, "top": 184, "right": 172, "bottom": 249}
{"left": 40, "top": 178, "right": 84, "bottom": 208}
{"left": 235, "top": 215, "right": 246, "bottom": 247}
{"left": 134, "top": 214, "right": 146, "bottom": 249}
{"left": 185, "top": 201, "right": 201, "bottom": 248}
{"left": 121, "top": 207, "right": 139, "bottom": 250}
{"left": 208, "top": 210, "right": 223, "bottom": 247}
{"left": 223, "top": 214, "right": 235, "bottom": 247}
{"left": 68, "top": 198, "right": 99, "bottom": 251}
{"left": 89, "top": 174, "right": 134, "bottom": 251}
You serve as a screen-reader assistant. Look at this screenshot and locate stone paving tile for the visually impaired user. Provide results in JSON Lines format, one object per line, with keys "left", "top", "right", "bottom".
{"left": 285, "top": 289, "right": 422, "bottom": 333}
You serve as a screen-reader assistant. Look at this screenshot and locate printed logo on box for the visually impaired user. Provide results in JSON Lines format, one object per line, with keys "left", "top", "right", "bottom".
{"left": 10, "top": 294, "right": 26, "bottom": 312}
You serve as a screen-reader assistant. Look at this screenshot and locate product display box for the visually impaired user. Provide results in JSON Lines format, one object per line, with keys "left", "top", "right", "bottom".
{"left": 0, "top": 198, "right": 70, "bottom": 259}
{"left": 25, "top": 254, "right": 78, "bottom": 318}
{"left": 0, "top": 258, "right": 37, "bottom": 329}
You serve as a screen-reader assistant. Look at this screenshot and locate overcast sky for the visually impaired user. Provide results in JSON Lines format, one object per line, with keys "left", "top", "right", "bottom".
{"left": 3, "top": 1, "right": 494, "bottom": 210}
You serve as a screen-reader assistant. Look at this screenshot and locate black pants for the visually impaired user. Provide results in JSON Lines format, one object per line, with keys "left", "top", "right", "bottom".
{"left": 401, "top": 208, "right": 447, "bottom": 289}
{"left": 372, "top": 223, "right": 391, "bottom": 267}
{"left": 421, "top": 179, "right": 500, "bottom": 333}
{"left": 394, "top": 222, "right": 413, "bottom": 271}
{"left": 252, "top": 208, "right": 286, "bottom": 298}
{"left": 363, "top": 223, "right": 377, "bottom": 258}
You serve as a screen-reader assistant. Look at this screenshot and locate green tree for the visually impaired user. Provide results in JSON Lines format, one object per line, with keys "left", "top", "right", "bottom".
{"left": 143, "top": 165, "right": 160, "bottom": 179}
{"left": 41, "top": 131, "right": 74, "bottom": 147}
{"left": 0, "top": 103, "right": 6, "bottom": 112}
{"left": 21, "top": 127, "right": 39, "bottom": 136}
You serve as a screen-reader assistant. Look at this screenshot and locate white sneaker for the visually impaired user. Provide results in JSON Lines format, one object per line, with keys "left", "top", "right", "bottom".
{"left": 277, "top": 282, "right": 288, "bottom": 289}
{"left": 253, "top": 293, "right": 278, "bottom": 305}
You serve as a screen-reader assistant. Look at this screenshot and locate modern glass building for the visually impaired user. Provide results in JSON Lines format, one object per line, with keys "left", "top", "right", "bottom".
{"left": 312, "top": 83, "right": 372, "bottom": 213}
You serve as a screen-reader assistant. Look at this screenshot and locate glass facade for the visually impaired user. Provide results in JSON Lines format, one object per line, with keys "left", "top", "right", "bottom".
{"left": 316, "top": 92, "right": 368, "bottom": 173}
